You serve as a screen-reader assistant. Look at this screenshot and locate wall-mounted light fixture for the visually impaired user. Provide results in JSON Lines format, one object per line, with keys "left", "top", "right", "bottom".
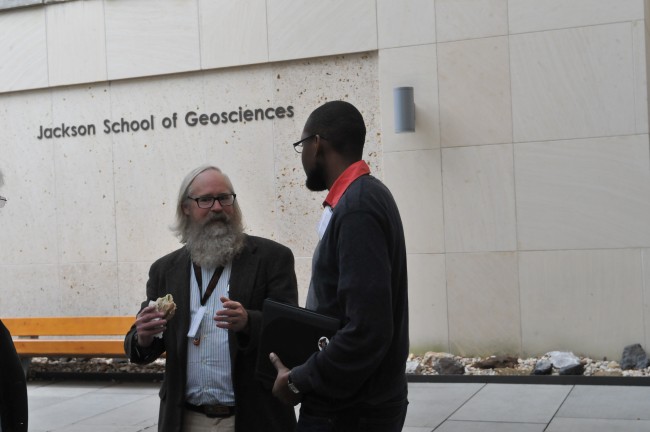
{"left": 393, "top": 86, "right": 415, "bottom": 133}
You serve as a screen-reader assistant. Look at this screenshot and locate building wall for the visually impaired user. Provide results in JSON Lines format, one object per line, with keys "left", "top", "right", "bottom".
{"left": 0, "top": 0, "right": 648, "bottom": 359}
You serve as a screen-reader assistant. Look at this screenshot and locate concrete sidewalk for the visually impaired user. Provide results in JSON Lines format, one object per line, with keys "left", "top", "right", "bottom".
{"left": 27, "top": 380, "right": 650, "bottom": 431}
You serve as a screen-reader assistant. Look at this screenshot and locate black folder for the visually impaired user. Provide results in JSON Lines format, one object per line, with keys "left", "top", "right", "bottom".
{"left": 255, "top": 299, "right": 340, "bottom": 385}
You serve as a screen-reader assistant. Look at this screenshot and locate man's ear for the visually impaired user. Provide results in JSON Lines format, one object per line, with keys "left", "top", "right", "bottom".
{"left": 182, "top": 202, "right": 190, "bottom": 216}
{"left": 314, "top": 135, "right": 326, "bottom": 157}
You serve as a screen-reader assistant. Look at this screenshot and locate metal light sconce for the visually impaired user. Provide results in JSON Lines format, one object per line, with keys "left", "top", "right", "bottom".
{"left": 393, "top": 86, "right": 415, "bottom": 133}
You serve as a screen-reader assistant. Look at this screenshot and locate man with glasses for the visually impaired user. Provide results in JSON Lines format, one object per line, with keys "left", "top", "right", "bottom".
{"left": 0, "top": 169, "right": 29, "bottom": 432}
{"left": 271, "top": 101, "right": 409, "bottom": 431}
{"left": 125, "top": 165, "right": 298, "bottom": 432}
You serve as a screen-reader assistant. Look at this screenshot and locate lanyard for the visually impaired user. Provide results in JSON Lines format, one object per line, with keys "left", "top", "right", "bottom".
{"left": 192, "top": 263, "right": 225, "bottom": 306}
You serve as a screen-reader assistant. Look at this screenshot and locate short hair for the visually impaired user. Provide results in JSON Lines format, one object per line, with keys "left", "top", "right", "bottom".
{"left": 304, "top": 100, "right": 366, "bottom": 160}
{"left": 171, "top": 164, "right": 241, "bottom": 242}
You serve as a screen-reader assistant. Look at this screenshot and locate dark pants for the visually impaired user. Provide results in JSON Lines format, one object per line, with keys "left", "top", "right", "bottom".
{"left": 296, "top": 401, "right": 408, "bottom": 432}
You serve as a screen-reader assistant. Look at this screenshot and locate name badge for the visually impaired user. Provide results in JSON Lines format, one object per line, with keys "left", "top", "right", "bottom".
{"left": 187, "top": 305, "right": 207, "bottom": 340}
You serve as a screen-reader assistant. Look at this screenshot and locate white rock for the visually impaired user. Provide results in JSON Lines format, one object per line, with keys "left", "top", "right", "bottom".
{"left": 547, "top": 351, "right": 581, "bottom": 369}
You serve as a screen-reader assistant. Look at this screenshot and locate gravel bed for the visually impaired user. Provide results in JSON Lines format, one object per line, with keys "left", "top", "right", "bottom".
{"left": 27, "top": 357, "right": 166, "bottom": 379}
{"left": 408, "top": 352, "right": 650, "bottom": 377}
{"left": 25, "top": 352, "right": 650, "bottom": 379}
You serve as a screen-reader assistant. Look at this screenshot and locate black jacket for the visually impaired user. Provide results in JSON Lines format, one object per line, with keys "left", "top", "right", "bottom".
{"left": 0, "top": 319, "right": 28, "bottom": 432}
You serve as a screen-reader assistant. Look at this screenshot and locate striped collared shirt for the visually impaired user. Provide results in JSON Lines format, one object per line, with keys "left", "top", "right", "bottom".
{"left": 185, "top": 261, "right": 235, "bottom": 406}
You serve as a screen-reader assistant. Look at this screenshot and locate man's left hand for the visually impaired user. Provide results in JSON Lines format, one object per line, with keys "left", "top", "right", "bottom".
{"left": 215, "top": 297, "right": 249, "bottom": 333}
{"left": 270, "top": 353, "right": 302, "bottom": 406}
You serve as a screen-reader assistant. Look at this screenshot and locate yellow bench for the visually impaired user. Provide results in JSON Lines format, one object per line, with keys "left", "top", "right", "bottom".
{"left": 3, "top": 316, "right": 134, "bottom": 358}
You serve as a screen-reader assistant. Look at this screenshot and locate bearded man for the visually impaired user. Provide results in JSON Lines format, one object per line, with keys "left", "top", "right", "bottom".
{"left": 125, "top": 165, "right": 298, "bottom": 432}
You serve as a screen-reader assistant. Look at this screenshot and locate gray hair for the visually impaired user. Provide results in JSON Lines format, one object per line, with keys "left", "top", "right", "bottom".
{"left": 0, "top": 169, "right": 4, "bottom": 187}
{"left": 171, "top": 165, "right": 241, "bottom": 242}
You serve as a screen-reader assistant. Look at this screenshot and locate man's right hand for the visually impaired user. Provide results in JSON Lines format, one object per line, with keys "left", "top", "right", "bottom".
{"left": 270, "top": 353, "right": 302, "bottom": 406}
{"left": 134, "top": 305, "right": 166, "bottom": 347}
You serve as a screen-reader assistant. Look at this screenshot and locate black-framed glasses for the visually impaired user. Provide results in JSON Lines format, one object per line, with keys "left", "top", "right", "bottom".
{"left": 187, "top": 194, "right": 236, "bottom": 209}
{"left": 292, "top": 134, "right": 325, "bottom": 153}
{"left": 0, "top": 196, "right": 6, "bottom": 208}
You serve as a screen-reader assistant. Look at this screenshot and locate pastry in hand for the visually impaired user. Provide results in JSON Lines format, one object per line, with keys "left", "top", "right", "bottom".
{"left": 155, "top": 294, "right": 177, "bottom": 320}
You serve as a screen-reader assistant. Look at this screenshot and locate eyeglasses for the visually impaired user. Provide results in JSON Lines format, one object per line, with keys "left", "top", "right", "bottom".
{"left": 187, "top": 194, "right": 236, "bottom": 209}
{"left": 0, "top": 196, "right": 6, "bottom": 208}
{"left": 292, "top": 134, "right": 327, "bottom": 153}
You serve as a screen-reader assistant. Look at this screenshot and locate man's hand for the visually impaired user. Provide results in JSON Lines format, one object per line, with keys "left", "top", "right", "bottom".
{"left": 270, "top": 353, "right": 302, "bottom": 406}
{"left": 134, "top": 305, "right": 167, "bottom": 347}
{"left": 215, "top": 297, "right": 249, "bottom": 333}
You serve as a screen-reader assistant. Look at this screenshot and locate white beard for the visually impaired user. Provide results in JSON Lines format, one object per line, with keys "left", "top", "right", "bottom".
{"left": 184, "top": 213, "right": 244, "bottom": 268}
